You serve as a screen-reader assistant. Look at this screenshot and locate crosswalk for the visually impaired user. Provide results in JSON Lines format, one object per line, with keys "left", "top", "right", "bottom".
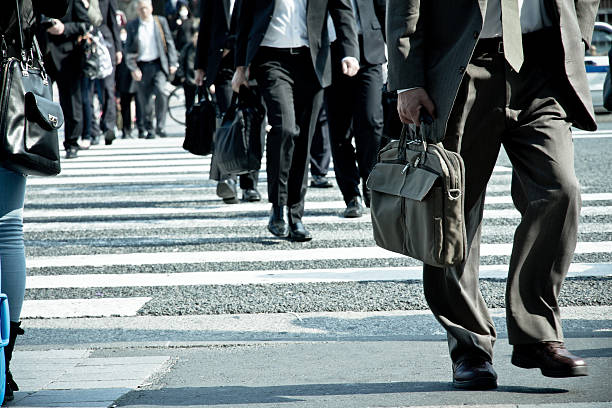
{"left": 21, "top": 133, "right": 612, "bottom": 319}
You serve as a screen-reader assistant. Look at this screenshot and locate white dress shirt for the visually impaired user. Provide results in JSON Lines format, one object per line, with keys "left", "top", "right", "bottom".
{"left": 261, "top": 0, "right": 309, "bottom": 48}
{"left": 481, "top": 0, "right": 552, "bottom": 38}
{"left": 137, "top": 17, "right": 160, "bottom": 62}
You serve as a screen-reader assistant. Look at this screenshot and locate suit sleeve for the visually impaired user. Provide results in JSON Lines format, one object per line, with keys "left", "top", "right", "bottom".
{"left": 161, "top": 17, "right": 178, "bottom": 67}
{"left": 329, "top": 0, "right": 359, "bottom": 60}
{"left": 61, "top": 0, "right": 91, "bottom": 38}
{"left": 108, "top": 0, "right": 122, "bottom": 53}
{"left": 574, "top": 0, "right": 599, "bottom": 47}
{"left": 195, "top": 0, "right": 212, "bottom": 71}
{"left": 32, "top": 0, "right": 69, "bottom": 18}
{"left": 385, "top": 0, "right": 425, "bottom": 92}
{"left": 234, "top": 0, "right": 252, "bottom": 67}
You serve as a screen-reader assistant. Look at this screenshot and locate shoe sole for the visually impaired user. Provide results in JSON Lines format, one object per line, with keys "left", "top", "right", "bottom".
{"left": 217, "top": 183, "right": 237, "bottom": 199}
{"left": 310, "top": 183, "right": 333, "bottom": 188}
{"left": 452, "top": 377, "right": 498, "bottom": 390}
{"left": 511, "top": 355, "right": 588, "bottom": 377}
{"left": 289, "top": 233, "right": 312, "bottom": 242}
{"left": 223, "top": 198, "right": 240, "bottom": 204}
{"left": 343, "top": 211, "right": 363, "bottom": 218}
{"left": 243, "top": 196, "right": 261, "bottom": 202}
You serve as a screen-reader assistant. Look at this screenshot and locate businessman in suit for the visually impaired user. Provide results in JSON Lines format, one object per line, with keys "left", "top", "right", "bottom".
{"left": 45, "top": 0, "right": 91, "bottom": 159}
{"left": 126, "top": 0, "right": 178, "bottom": 139}
{"left": 232, "top": 0, "right": 360, "bottom": 241}
{"left": 195, "top": 0, "right": 261, "bottom": 204}
{"left": 326, "top": 0, "right": 385, "bottom": 218}
{"left": 387, "top": 0, "right": 598, "bottom": 390}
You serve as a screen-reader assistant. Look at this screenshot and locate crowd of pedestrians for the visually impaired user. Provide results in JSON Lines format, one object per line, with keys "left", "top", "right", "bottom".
{"left": 0, "top": 0, "right": 600, "bottom": 403}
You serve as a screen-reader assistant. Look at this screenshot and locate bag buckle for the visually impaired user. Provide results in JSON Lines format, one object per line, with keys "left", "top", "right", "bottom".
{"left": 48, "top": 114, "right": 59, "bottom": 127}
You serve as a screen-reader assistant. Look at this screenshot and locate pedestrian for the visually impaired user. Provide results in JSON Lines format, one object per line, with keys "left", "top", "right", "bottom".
{"left": 232, "top": 0, "right": 360, "bottom": 241}
{"left": 325, "top": 0, "right": 385, "bottom": 218}
{"left": 125, "top": 0, "right": 178, "bottom": 139}
{"left": 44, "top": 0, "right": 92, "bottom": 159}
{"left": 116, "top": 20, "right": 140, "bottom": 139}
{"left": 1, "top": 1, "right": 69, "bottom": 402}
{"left": 172, "top": 2, "right": 197, "bottom": 52}
{"left": 195, "top": 0, "right": 262, "bottom": 204}
{"left": 386, "top": 0, "right": 598, "bottom": 390}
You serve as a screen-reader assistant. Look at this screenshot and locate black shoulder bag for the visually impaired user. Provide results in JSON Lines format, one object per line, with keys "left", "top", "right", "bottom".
{"left": 0, "top": 0, "right": 63, "bottom": 176}
{"left": 183, "top": 86, "right": 216, "bottom": 156}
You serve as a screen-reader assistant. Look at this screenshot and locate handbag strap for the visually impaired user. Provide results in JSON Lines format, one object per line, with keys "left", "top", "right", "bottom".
{"left": 13, "top": 0, "right": 28, "bottom": 62}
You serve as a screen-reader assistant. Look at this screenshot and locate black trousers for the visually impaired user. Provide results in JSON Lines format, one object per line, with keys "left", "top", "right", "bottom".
{"left": 98, "top": 71, "right": 118, "bottom": 133}
{"left": 56, "top": 68, "right": 84, "bottom": 150}
{"left": 119, "top": 91, "right": 139, "bottom": 132}
{"left": 423, "top": 29, "right": 580, "bottom": 363}
{"left": 309, "top": 107, "right": 331, "bottom": 177}
{"left": 326, "top": 41, "right": 383, "bottom": 204}
{"left": 209, "top": 62, "right": 259, "bottom": 190}
{"left": 135, "top": 59, "right": 168, "bottom": 133}
{"left": 252, "top": 47, "right": 324, "bottom": 221}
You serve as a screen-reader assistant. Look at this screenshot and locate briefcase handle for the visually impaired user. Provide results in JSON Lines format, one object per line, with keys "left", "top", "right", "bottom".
{"left": 398, "top": 113, "right": 433, "bottom": 162}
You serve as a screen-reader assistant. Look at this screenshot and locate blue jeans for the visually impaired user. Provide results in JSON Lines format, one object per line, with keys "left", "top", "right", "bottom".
{"left": 0, "top": 166, "right": 26, "bottom": 322}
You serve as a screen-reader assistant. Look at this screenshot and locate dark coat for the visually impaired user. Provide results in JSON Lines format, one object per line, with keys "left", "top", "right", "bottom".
{"left": 115, "top": 39, "right": 135, "bottom": 93}
{"left": 386, "top": 0, "right": 599, "bottom": 141}
{"left": 125, "top": 15, "right": 178, "bottom": 77}
{"left": 195, "top": 0, "right": 237, "bottom": 86}
{"left": 97, "top": 0, "right": 122, "bottom": 64}
{"left": 234, "top": 0, "right": 360, "bottom": 88}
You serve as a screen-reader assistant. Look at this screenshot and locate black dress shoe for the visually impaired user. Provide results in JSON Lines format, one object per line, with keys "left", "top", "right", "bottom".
{"left": 65, "top": 147, "right": 79, "bottom": 159}
{"left": 310, "top": 175, "right": 333, "bottom": 188}
{"left": 216, "top": 179, "right": 238, "bottom": 200}
{"left": 242, "top": 189, "right": 261, "bottom": 202}
{"left": 512, "top": 341, "right": 588, "bottom": 377}
{"left": 138, "top": 130, "right": 146, "bottom": 139}
{"left": 104, "top": 129, "right": 116, "bottom": 145}
{"left": 343, "top": 196, "right": 364, "bottom": 218}
{"left": 288, "top": 219, "right": 312, "bottom": 242}
{"left": 222, "top": 197, "right": 240, "bottom": 204}
{"left": 122, "top": 129, "right": 134, "bottom": 139}
{"left": 268, "top": 205, "right": 289, "bottom": 237}
{"left": 145, "top": 132, "right": 156, "bottom": 139}
{"left": 452, "top": 357, "right": 498, "bottom": 390}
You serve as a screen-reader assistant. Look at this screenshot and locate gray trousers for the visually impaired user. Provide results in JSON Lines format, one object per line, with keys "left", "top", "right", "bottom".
{"left": 135, "top": 60, "right": 168, "bottom": 133}
{"left": 424, "top": 29, "right": 580, "bottom": 363}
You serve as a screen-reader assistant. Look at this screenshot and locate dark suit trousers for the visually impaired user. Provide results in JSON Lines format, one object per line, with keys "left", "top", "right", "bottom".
{"left": 310, "top": 107, "right": 332, "bottom": 177}
{"left": 98, "top": 71, "right": 118, "bottom": 133}
{"left": 208, "top": 62, "right": 259, "bottom": 190}
{"left": 57, "top": 69, "right": 84, "bottom": 150}
{"left": 252, "top": 47, "right": 324, "bottom": 221}
{"left": 135, "top": 59, "right": 168, "bottom": 133}
{"left": 326, "top": 41, "right": 383, "bottom": 204}
{"left": 423, "top": 30, "right": 580, "bottom": 363}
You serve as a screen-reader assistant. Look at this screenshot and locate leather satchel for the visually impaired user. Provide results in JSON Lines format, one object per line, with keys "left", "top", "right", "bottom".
{"left": 366, "top": 121, "right": 467, "bottom": 267}
{"left": 0, "top": 2, "right": 63, "bottom": 176}
{"left": 183, "top": 86, "right": 216, "bottom": 156}
{"left": 214, "top": 86, "right": 265, "bottom": 175}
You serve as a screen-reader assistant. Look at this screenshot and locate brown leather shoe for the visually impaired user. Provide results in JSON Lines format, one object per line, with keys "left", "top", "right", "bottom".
{"left": 512, "top": 341, "right": 588, "bottom": 378}
{"left": 452, "top": 357, "right": 498, "bottom": 390}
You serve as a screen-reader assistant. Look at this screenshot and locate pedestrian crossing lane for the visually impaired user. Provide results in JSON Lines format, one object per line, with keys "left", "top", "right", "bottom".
{"left": 21, "top": 134, "right": 612, "bottom": 318}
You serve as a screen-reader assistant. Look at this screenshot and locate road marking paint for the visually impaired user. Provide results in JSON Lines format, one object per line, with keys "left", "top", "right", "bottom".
{"left": 20, "top": 297, "right": 151, "bottom": 318}
{"left": 26, "top": 242, "right": 612, "bottom": 268}
{"left": 25, "top": 263, "right": 612, "bottom": 288}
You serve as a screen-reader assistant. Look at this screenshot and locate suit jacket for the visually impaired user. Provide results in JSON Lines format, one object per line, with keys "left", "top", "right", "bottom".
{"left": 353, "top": 0, "right": 386, "bottom": 65}
{"left": 45, "top": 0, "right": 91, "bottom": 78}
{"left": 97, "top": 0, "right": 121, "bottom": 64}
{"left": 125, "top": 15, "right": 178, "bottom": 77}
{"left": 235, "top": 0, "right": 359, "bottom": 88}
{"left": 386, "top": 0, "right": 598, "bottom": 142}
{"left": 195, "top": 0, "right": 237, "bottom": 86}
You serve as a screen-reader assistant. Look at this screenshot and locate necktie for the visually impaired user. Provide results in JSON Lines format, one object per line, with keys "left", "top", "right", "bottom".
{"left": 501, "top": 0, "right": 524, "bottom": 71}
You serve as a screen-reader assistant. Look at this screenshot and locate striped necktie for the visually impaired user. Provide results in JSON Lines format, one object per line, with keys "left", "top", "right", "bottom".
{"left": 501, "top": 0, "right": 524, "bottom": 71}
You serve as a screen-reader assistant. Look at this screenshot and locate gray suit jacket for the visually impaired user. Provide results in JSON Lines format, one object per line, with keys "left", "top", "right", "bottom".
{"left": 386, "top": 0, "right": 598, "bottom": 142}
{"left": 125, "top": 15, "right": 178, "bottom": 77}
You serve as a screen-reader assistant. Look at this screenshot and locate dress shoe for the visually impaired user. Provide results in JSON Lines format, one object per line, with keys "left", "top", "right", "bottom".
{"left": 343, "top": 196, "right": 364, "bottom": 218}
{"left": 268, "top": 205, "right": 289, "bottom": 237}
{"left": 242, "top": 189, "right": 261, "bottom": 202}
{"left": 512, "top": 341, "right": 588, "bottom": 377}
{"left": 122, "top": 129, "right": 134, "bottom": 139}
{"left": 157, "top": 129, "right": 168, "bottom": 138}
{"left": 138, "top": 130, "right": 146, "bottom": 139}
{"left": 104, "top": 129, "right": 116, "bottom": 145}
{"left": 452, "top": 356, "right": 498, "bottom": 390}
{"left": 216, "top": 179, "right": 238, "bottom": 200}
{"left": 310, "top": 175, "right": 333, "bottom": 188}
{"left": 65, "top": 147, "right": 79, "bottom": 159}
{"left": 145, "top": 132, "right": 156, "bottom": 139}
{"left": 91, "top": 133, "right": 101, "bottom": 145}
{"left": 288, "top": 215, "right": 312, "bottom": 242}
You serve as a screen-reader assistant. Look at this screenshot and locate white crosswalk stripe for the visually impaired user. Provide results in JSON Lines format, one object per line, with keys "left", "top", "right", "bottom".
{"left": 22, "top": 135, "right": 612, "bottom": 319}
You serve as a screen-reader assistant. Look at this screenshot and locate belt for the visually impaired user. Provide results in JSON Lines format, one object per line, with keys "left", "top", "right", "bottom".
{"left": 474, "top": 37, "right": 504, "bottom": 54}
{"left": 137, "top": 58, "right": 160, "bottom": 65}
{"left": 260, "top": 46, "right": 308, "bottom": 55}
{"left": 475, "top": 28, "right": 557, "bottom": 56}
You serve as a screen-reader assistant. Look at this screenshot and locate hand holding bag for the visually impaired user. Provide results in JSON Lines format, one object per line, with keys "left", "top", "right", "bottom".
{"left": 0, "top": 0, "right": 63, "bottom": 176}
{"left": 366, "top": 118, "right": 467, "bottom": 267}
{"left": 183, "top": 86, "right": 216, "bottom": 156}
{"left": 214, "top": 86, "right": 265, "bottom": 175}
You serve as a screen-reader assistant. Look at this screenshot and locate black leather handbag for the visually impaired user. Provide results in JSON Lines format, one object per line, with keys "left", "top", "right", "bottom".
{"left": 0, "top": 1, "right": 63, "bottom": 176}
{"left": 214, "top": 86, "right": 265, "bottom": 175}
{"left": 183, "top": 86, "right": 215, "bottom": 156}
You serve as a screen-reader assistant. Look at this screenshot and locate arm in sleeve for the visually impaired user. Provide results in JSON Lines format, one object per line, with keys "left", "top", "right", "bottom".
{"left": 61, "top": 0, "right": 91, "bottom": 38}
{"left": 329, "top": 0, "right": 359, "bottom": 61}
{"left": 385, "top": 0, "right": 425, "bottom": 92}
{"left": 108, "top": 0, "right": 122, "bottom": 52}
{"left": 574, "top": 0, "right": 599, "bottom": 48}
{"left": 374, "top": 0, "right": 386, "bottom": 42}
{"left": 234, "top": 0, "right": 253, "bottom": 67}
{"left": 194, "top": 0, "right": 212, "bottom": 70}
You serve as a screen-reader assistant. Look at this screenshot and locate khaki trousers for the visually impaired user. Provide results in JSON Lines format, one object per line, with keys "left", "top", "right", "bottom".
{"left": 424, "top": 29, "right": 581, "bottom": 363}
